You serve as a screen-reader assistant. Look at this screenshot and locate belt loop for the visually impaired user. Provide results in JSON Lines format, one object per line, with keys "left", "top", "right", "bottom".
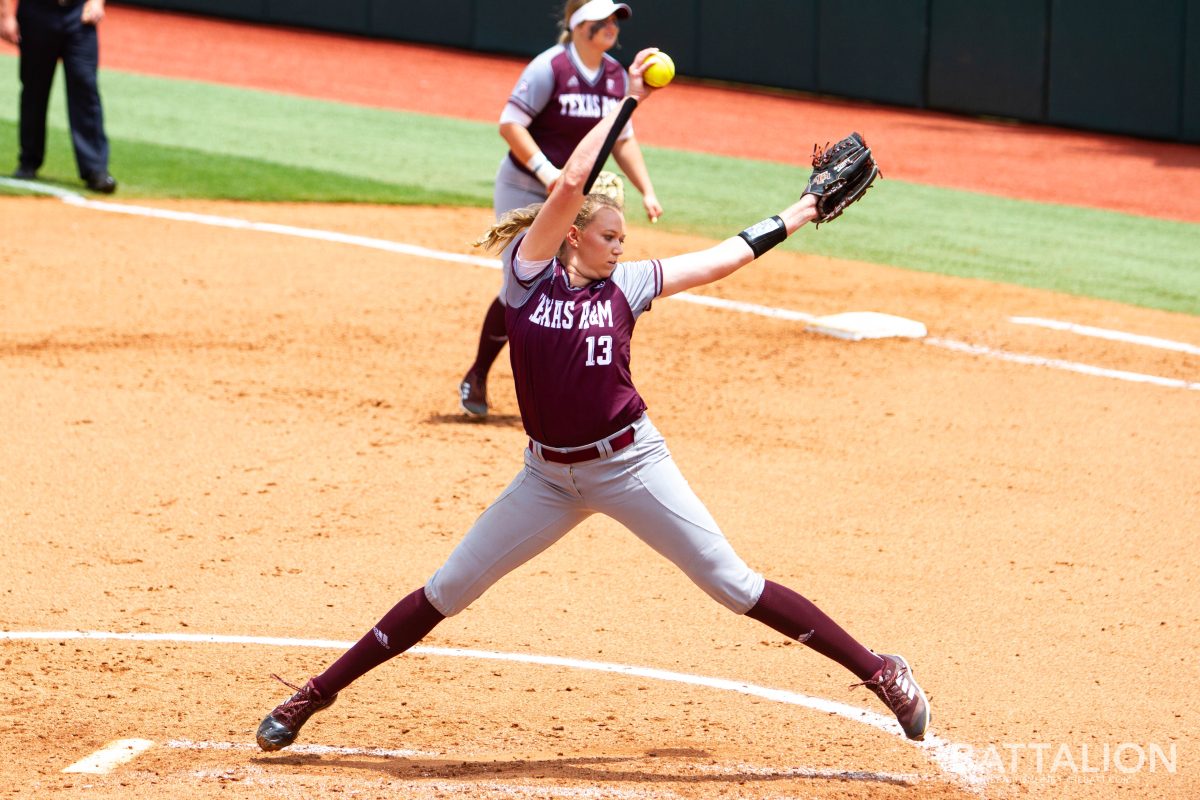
{"left": 596, "top": 437, "right": 613, "bottom": 458}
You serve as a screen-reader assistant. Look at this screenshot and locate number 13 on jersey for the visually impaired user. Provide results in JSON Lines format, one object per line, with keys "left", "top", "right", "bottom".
{"left": 585, "top": 335, "right": 613, "bottom": 366}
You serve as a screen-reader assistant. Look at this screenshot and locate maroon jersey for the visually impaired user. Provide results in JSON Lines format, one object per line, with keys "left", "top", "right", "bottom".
{"left": 504, "top": 237, "right": 662, "bottom": 448}
{"left": 507, "top": 44, "right": 630, "bottom": 176}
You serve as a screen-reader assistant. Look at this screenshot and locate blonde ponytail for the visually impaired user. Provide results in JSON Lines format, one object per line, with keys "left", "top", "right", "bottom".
{"left": 473, "top": 203, "right": 544, "bottom": 253}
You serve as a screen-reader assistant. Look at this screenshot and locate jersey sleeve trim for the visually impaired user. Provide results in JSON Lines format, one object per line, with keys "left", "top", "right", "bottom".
{"left": 511, "top": 233, "right": 553, "bottom": 288}
{"left": 503, "top": 100, "right": 536, "bottom": 124}
{"left": 507, "top": 46, "right": 560, "bottom": 119}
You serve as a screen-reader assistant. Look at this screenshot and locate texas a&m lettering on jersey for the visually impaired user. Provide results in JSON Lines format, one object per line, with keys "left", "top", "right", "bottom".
{"left": 526, "top": 296, "right": 615, "bottom": 331}
{"left": 556, "top": 94, "right": 625, "bottom": 120}
{"left": 505, "top": 239, "right": 661, "bottom": 449}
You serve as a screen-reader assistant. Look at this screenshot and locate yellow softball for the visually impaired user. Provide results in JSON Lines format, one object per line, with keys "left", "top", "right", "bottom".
{"left": 643, "top": 51, "right": 676, "bottom": 88}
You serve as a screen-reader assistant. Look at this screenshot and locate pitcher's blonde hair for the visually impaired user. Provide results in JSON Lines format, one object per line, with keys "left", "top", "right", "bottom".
{"left": 474, "top": 194, "right": 623, "bottom": 254}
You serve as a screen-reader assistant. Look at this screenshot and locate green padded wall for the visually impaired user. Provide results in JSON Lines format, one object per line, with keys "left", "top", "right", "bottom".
{"left": 472, "top": 0, "right": 560, "bottom": 58}
{"left": 817, "top": 0, "right": 929, "bottom": 106}
{"left": 1048, "top": 0, "right": 1184, "bottom": 139}
{"left": 114, "top": 0, "right": 268, "bottom": 19}
{"left": 1184, "top": 0, "right": 1200, "bottom": 142}
{"left": 927, "top": 0, "right": 1048, "bottom": 121}
{"left": 369, "top": 0, "right": 475, "bottom": 48}
{"left": 695, "top": 0, "right": 818, "bottom": 92}
{"left": 265, "top": 1, "right": 369, "bottom": 35}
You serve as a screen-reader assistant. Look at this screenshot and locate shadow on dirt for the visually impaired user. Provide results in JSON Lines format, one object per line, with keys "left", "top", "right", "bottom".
{"left": 254, "top": 749, "right": 929, "bottom": 790}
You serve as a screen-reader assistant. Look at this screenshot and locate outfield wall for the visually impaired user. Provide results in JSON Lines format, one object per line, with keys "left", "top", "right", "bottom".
{"left": 111, "top": 0, "right": 1200, "bottom": 143}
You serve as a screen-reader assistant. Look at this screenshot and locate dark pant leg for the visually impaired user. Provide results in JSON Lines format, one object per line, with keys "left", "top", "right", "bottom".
{"left": 16, "top": 2, "right": 64, "bottom": 171}
{"left": 60, "top": 6, "right": 108, "bottom": 178}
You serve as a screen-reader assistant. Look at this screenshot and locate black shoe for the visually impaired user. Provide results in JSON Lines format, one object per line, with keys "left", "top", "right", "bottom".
{"left": 459, "top": 370, "right": 488, "bottom": 418}
{"left": 84, "top": 172, "right": 117, "bottom": 194}
{"left": 12, "top": 165, "right": 37, "bottom": 180}
{"left": 256, "top": 675, "right": 337, "bottom": 751}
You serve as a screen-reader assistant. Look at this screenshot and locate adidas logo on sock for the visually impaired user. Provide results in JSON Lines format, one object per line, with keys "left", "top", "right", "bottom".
{"left": 372, "top": 627, "right": 390, "bottom": 650}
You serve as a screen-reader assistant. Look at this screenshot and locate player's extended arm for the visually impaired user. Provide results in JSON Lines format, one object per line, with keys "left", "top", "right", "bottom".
{"left": 519, "top": 48, "right": 661, "bottom": 263}
{"left": 500, "top": 121, "right": 562, "bottom": 190}
{"left": 612, "top": 137, "right": 662, "bottom": 222}
{"left": 659, "top": 132, "right": 880, "bottom": 298}
{"left": 658, "top": 196, "right": 817, "bottom": 299}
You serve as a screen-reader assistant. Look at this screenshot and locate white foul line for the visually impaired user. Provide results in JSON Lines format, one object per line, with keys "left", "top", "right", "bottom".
{"left": 66, "top": 195, "right": 502, "bottom": 268}
{"left": 926, "top": 337, "right": 1200, "bottom": 391}
{"left": 63, "top": 738, "right": 155, "bottom": 774}
{"left": 0, "top": 628, "right": 995, "bottom": 790}
{"left": 1009, "top": 316, "right": 1200, "bottom": 356}
{"left": 669, "top": 292, "right": 816, "bottom": 322}
{"left": 3, "top": 179, "right": 1193, "bottom": 391}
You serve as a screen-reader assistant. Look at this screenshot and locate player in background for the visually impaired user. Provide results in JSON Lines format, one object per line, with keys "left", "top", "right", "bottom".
{"left": 459, "top": 0, "right": 662, "bottom": 418}
{"left": 258, "top": 49, "right": 928, "bottom": 753}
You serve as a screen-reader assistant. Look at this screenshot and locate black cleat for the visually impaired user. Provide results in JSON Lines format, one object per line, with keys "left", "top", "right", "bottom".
{"left": 459, "top": 370, "right": 488, "bottom": 418}
{"left": 256, "top": 675, "right": 337, "bottom": 751}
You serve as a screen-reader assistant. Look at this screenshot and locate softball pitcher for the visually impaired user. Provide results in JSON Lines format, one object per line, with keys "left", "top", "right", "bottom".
{"left": 460, "top": 0, "right": 662, "bottom": 419}
{"left": 258, "top": 50, "right": 928, "bottom": 752}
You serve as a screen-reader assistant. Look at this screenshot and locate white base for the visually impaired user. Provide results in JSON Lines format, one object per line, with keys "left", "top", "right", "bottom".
{"left": 806, "top": 311, "right": 927, "bottom": 342}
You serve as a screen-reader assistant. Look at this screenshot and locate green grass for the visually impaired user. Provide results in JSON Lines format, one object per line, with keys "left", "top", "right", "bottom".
{"left": 628, "top": 150, "right": 1200, "bottom": 314}
{"left": 2, "top": 56, "right": 1197, "bottom": 314}
{"left": 0, "top": 120, "right": 483, "bottom": 204}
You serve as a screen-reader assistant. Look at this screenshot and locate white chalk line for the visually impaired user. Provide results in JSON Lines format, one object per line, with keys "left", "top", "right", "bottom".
{"left": 1009, "top": 315, "right": 1200, "bottom": 356}
{"left": 926, "top": 338, "right": 1200, "bottom": 391}
{"left": 63, "top": 738, "right": 154, "bottom": 774}
{"left": 0, "top": 628, "right": 994, "bottom": 790}
{"left": 4, "top": 178, "right": 1192, "bottom": 391}
{"left": 670, "top": 292, "right": 816, "bottom": 322}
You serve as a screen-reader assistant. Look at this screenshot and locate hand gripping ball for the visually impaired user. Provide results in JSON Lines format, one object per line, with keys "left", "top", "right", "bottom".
{"left": 643, "top": 51, "right": 676, "bottom": 88}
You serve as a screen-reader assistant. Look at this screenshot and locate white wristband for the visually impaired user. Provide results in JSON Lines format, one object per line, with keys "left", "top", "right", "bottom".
{"left": 526, "top": 152, "right": 562, "bottom": 187}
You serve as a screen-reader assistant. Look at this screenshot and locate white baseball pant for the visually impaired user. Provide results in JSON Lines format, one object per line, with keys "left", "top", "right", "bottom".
{"left": 425, "top": 415, "right": 765, "bottom": 617}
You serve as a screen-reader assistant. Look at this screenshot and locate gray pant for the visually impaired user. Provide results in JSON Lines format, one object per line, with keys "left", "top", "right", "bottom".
{"left": 425, "top": 415, "right": 766, "bottom": 617}
{"left": 494, "top": 156, "right": 549, "bottom": 221}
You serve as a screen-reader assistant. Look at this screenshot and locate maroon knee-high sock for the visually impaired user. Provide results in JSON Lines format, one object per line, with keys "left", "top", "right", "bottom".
{"left": 469, "top": 298, "right": 509, "bottom": 378}
{"left": 746, "top": 580, "right": 884, "bottom": 681}
{"left": 311, "top": 587, "right": 445, "bottom": 697}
